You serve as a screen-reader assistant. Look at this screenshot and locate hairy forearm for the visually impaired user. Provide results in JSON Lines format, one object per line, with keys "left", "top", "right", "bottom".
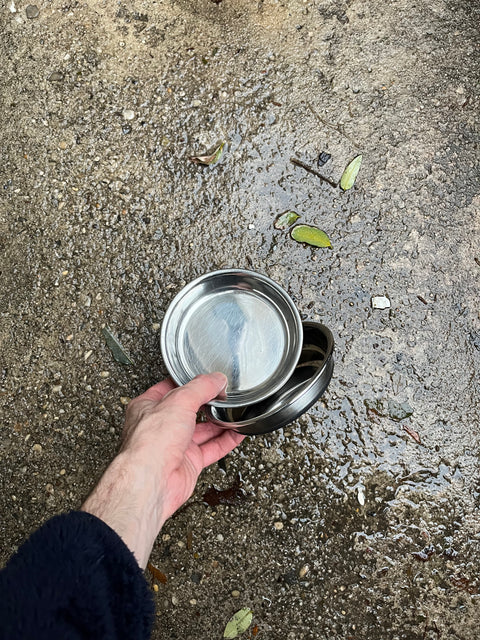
{"left": 81, "top": 452, "right": 165, "bottom": 569}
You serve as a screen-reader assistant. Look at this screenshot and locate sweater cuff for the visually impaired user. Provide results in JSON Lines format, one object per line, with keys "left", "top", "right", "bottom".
{"left": 0, "top": 511, "right": 154, "bottom": 640}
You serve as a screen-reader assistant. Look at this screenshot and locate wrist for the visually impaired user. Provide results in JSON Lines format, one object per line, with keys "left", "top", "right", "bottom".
{"left": 81, "top": 451, "right": 166, "bottom": 568}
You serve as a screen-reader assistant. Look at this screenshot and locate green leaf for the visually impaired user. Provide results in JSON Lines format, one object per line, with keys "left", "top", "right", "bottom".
{"left": 274, "top": 211, "right": 300, "bottom": 230}
{"left": 223, "top": 608, "right": 253, "bottom": 639}
{"left": 291, "top": 224, "right": 332, "bottom": 248}
{"left": 189, "top": 142, "right": 225, "bottom": 165}
{"left": 102, "top": 327, "right": 134, "bottom": 365}
{"left": 340, "top": 154, "right": 362, "bottom": 191}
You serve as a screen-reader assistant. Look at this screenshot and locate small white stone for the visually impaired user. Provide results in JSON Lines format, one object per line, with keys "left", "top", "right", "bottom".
{"left": 120, "top": 397, "right": 130, "bottom": 405}
{"left": 357, "top": 486, "right": 366, "bottom": 506}
{"left": 9, "top": 1, "right": 16, "bottom": 13}
{"left": 99, "top": 371, "right": 110, "bottom": 378}
{"left": 274, "top": 521, "right": 284, "bottom": 530}
{"left": 189, "top": 598, "right": 197, "bottom": 605}
{"left": 177, "top": 540, "right": 185, "bottom": 548}
{"left": 171, "top": 595, "right": 179, "bottom": 606}
{"left": 52, "top": 385, "right": 62, "bottom": 393}
{"left": 192, "top": 99, "right": 201, "bottom": 107}
{"left": 162, "top": 534, "right": 171, "bottom": 542}
{"left": 123, "top": 109, "right": 135, "bottom": 121}
{"left": 371, "top": 295, "right": 391, "bottom": 310}
{"left": 299, "top": 564, "right": 310, "bottom": 578}
{"left": 216, "top": 533, "right": 224, "bottom": 542}
{"left": 84, "top": 350, "right": 93, "bottom": 361}
{"left": 231, "top": 590, "right": 240, "bottom": 597}
{"left": 152, "top": 323, "right": 161, "bottom": 331}
{"left": 32, "top": 443, "right": 43, "bottom": 454}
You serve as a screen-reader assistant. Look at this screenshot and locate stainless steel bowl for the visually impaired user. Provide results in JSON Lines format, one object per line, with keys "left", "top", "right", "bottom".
{"left": 204, "top": 322, "right": 334, "bottom": 435}
{"left": 160, "top": 269, "right": 303, "bottom": 408}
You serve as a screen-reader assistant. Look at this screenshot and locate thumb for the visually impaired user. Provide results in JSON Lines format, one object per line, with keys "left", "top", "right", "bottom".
{"left": 162, "top": 372, "right": 228, "bottom": 414}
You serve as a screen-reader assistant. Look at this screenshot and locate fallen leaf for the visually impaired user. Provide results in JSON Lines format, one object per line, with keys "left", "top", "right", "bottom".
{"left": 402, "top": 424, "right": 421, "bottom": 444}
{"left": 223, "top": 608, "right": 253, "bottom": 639}
{"left": 102, "top": 327, "right": 134, "bottom": 365}
{"left": 202, "top": 475, "right": 246, "bottom": 507}
{"left": 147, "top": 562, "right": 167, "bottom": 584}
{"left": 291, "top": 224, "right": 332, "bottom": 248}
{"left": 274, "top": 211, "right": 300, "bottom": 230}
{"left": 340, "top": 154, "right": 362, "bottom": 190}
{"left": 190, "top": 141, "right": 225, "bottom": 165}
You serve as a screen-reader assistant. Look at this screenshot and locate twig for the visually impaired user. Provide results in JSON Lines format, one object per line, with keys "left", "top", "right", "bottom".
{"left": 290, "top": 157, "right": 338, "bottom": 188}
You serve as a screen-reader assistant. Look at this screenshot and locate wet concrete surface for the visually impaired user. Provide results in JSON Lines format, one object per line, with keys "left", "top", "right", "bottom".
{"left": 1, "top": 0, "right": 480, "bottom": 638}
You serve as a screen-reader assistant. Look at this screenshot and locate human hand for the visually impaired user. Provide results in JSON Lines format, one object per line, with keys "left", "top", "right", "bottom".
{"left": 82, "top": 373, "right": 244, "bottom": 567}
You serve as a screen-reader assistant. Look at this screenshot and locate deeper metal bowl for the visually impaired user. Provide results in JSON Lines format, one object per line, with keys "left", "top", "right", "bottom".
{"left": 160, "top": 269, "right": 303, "bottom": 408}
{"left": 204, "top": 322, "right": 334, "bottom": 435}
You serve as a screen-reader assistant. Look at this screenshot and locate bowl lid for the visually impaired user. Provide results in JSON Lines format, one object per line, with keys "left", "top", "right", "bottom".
{"left": 160, "top": 269, "right": 303, "bottom": 408}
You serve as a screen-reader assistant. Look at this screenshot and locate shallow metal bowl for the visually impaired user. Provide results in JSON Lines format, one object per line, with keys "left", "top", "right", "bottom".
{"left": 160, "top": 269, "right": 303, "bottom": 408}
{"left": 204, "top": 322, "right": 334, "bottom": 434}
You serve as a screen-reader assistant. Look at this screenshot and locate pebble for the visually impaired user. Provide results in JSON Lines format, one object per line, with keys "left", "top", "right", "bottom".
{"left": 120, "top": 397, "right": 130, "bottom": 405}
{"left": 216, "top": 533, "right": 224, "bottom": 542}
{"left": 99, "top": 371, "right": 110, "bottom": 378}
{"left": 84, "top": 350, "right": 93, "bottom": 361}
{"left": 231, "top": 590, "right": 240, "bottom": 597}
{"left": 26, "top": 4, "right": 39, "bottom": 19}
{"left": 49, "top": 71, "right": 64, "bottom": 82}
{"left": 153, "top": 584, "right": 159, "bottom": 592}
{"left": 152, "top": 323, "right": 161, "bottom": 331}
{"left": 123, "top": 109, "right": 135, "bottom": 121}
{"left": 171, "top": 595, "right": 179, "bottom": 606}
{"left": 162, "top": 534, "right": 171, "bottom": 541}
{"left": 357, "top": 486, "right": 366, "bottom": 506}
{"left": 52, "top": 385, "right": 62, "bottom": 393}
{"left": 189, "top": 598, "right": 197, "bottom": 605}
{"left": 60, "top": 468, "right": 66, "bottom": 475}
{"left": 371, "top": 295, "right": 391, "bottom": 310}
{"left": 66, "top": 334, "right": 73, "bottom": 341}
{"left": 32, "top": 443, "right": 43, "bottom": 454}
{"left": 192, "top": 99, "right": 201, "bottom": 107}
{"left": 9, "top": 1, "right": 16, "bottom": 13}
{"left": 274, "top": 521, "right": 284, "bottom": 530}
{"left": 299, "top": 564, "right": 310, "bottom": 578}
{"left": 58, "top": 141, "right": 68, "bottom": 150}
{"left": 177, "top": 540, "right": 185, "bottom": 548}
{"left": 45, "top": 483, "right": 54, "bottom": 494}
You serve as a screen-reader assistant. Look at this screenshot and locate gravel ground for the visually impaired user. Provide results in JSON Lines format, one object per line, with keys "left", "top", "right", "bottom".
{"left": 1, "top": 1, "right": 479, "bottom": 638}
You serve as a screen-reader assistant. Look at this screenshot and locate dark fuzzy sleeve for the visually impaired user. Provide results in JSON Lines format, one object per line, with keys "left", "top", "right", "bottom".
{"left": 0, "top": 511, "right": 154, "bottom": 640}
